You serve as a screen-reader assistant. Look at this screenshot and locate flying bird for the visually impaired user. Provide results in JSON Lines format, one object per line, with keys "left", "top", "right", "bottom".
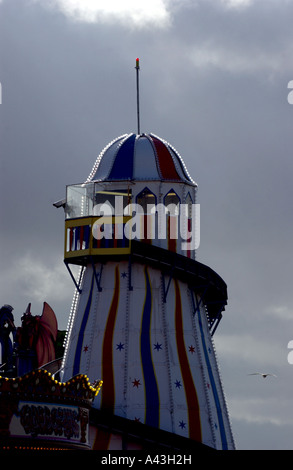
{"left": 248, "top": 373, "right": 277, "bottom": 378}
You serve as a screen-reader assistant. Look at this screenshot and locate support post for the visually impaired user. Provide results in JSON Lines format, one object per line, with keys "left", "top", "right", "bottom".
{"left": 90, "top": 256, "right": 103, "bottom": 292}
{"left": 64, "top": 261, "right": 82, "bottom": 294}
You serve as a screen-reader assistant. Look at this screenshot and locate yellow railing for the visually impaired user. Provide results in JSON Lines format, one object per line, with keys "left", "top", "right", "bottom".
{"left": 64, "top": 216, "right": 132, "bottom": 259}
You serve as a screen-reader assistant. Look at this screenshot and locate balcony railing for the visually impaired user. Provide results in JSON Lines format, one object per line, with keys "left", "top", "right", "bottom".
{"left": 64, "top": 216, "right": 132, "bottom": 259}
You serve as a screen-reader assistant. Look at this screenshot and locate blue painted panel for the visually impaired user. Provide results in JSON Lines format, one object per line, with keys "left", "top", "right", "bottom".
{"left": 133, "top": 135, "right": 160, "bottom": 180}
{"left": 108, "top": 134, "right": 136, "bottom": 180}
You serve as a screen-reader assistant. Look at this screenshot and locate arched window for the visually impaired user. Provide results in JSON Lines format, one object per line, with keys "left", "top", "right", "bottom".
{"left": 185, "top": 192, "right": 193, "bottom": 258}
{"left": 164, "top": 189, "right": 180, "bottom": 252}
{"left": 164, "top": 189, "right": 180, "bottom": 215}
{"left": 136, "top": 187, "right": 156, "bottom": 212}
{"left": 136, "top": 188, "right": 156, "bottom": 243}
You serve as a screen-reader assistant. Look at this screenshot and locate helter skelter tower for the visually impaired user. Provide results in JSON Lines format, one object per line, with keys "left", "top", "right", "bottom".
{"left": 59, "top": 60, "right": 235, "bottom": 450}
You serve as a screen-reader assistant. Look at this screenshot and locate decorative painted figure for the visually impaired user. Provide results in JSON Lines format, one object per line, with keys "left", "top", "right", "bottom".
{"left": 15, "top": 302, "right": 58, "bottom": 375}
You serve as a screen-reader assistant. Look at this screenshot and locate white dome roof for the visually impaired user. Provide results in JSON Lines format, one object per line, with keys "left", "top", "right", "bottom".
{"left": 86, "top": 133, "right": 196, "bottom": 186}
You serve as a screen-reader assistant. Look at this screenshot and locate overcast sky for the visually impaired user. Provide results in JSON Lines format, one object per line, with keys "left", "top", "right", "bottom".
{"left": 1, "top": 0, "right": 293, "bottom": 450}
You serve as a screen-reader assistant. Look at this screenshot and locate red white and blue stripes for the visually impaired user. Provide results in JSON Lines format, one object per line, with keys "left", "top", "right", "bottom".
{"left": 86, "top": 133, "right": 196, "bottom": 185}
{"left": 62, "top": 261, "right": 233, "bottom": 449}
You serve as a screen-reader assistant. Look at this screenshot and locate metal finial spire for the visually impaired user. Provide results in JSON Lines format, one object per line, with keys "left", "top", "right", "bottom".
{"left": 135, "top": 58, "right": 140, "bottom": 135}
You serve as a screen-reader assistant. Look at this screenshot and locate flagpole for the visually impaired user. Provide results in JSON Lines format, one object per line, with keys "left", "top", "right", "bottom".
{"left": 135, "top": 58, "right": 140, "bottom": 135}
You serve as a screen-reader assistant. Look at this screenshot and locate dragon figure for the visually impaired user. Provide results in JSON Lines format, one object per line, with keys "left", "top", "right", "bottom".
{"left": 15, "top": 302, "right": 58, "bottom": 373}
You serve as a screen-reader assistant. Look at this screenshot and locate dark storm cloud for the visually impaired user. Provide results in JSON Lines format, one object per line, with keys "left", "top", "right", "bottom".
{"left": 1, "top": 0, "right": 293, "bottom": 449}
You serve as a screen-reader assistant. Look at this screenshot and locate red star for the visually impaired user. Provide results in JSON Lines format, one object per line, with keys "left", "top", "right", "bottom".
{"left": 83, "top": 345, "right": 89, "bottom": 352}
{"left": 189, "top": 345, "right": 195, "bottom": 354}
{"left": 132, "top": 378, "right": 141, "bottom": 388}
{"left": 134, "top": 417, "right": 141, "bottom": 422}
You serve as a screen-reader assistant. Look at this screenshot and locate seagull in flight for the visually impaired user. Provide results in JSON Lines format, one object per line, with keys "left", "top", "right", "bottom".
{"left": 248, "top": 373, "right": 277, "bottom": 378}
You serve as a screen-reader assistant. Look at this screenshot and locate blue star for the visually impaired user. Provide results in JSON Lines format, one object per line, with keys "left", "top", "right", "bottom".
{"left": 153, "top": 342, "right": 162, "bottom": 351}
{"left": 179, "top": 420, "right": 186, "bottom": 429}
{"left": 174, "top": 380, "right": 182, "bottom": 389}
{"left": 116, "top": 342, "right": 125, "bottom": 351}
{"left": 121, "top": 272, "right": 128, "bottom": 278}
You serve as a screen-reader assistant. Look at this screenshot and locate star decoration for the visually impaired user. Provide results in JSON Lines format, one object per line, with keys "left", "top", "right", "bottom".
{"left": 189, "top": 345, "right": 195, "bottom": 354}
{"left": 132, "top": 378, "right": 141, "bottom": 388}
{"left": 134, "top": 417, "right": 141, "bottom": 422}
{"left": 179, "top": 420, "right": 186, "bottom": 429}
{"left": 116, "top": 342, "right": 125, "bottom": 351}
{"left": 174, "top": 380, "right": 182, "bottom": 389}
{"left": 153, "top": 342, "right": 162, "bottom": 351}
{"left": 121, "top": 272, "right": 128, "bottom": 278}
{"left": 83, "top": 345, "right": 89, "bottom": 352}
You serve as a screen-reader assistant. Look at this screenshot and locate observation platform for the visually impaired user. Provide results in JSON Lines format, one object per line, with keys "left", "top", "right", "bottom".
{"left": 64, "top": 216, "right": 227, "bottom": 336}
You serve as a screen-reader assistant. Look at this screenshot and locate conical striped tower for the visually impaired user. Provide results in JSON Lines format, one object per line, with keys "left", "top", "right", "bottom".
{"left": 60, "top": 133, "right": 235, "bottom": 450}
